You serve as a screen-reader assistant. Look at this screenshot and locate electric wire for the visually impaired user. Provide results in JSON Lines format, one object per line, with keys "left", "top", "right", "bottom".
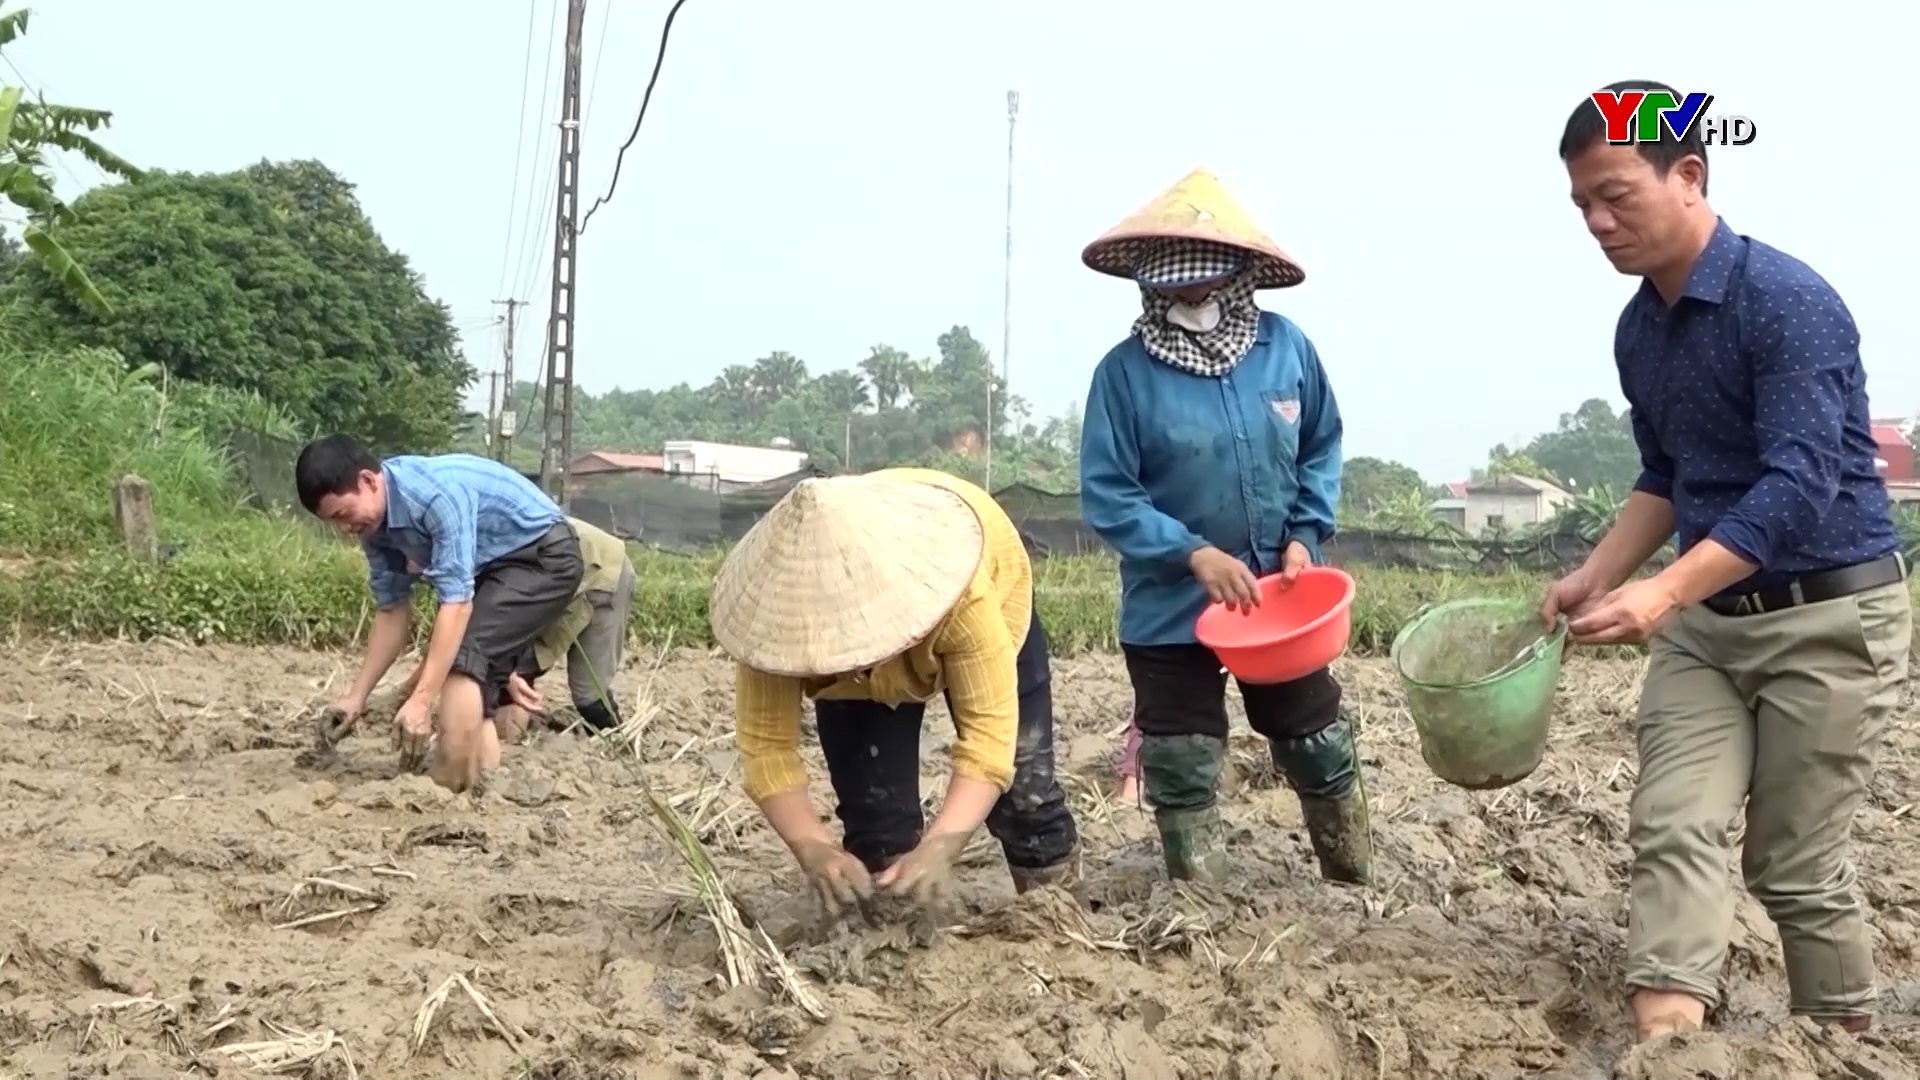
{"left": 578, "top": 0, "right": 691, "bottom": 235}
{"left": 492, "top": 0, "right": 545, "bottom": 297}
{"left": 581, "top": 0, "right": 616, "bottom": 126}
{"left": 505, "top": 0, "right": 565, "bottom": 310}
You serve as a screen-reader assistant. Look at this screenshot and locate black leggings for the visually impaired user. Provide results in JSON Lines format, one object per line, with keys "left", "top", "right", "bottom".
{"left": 813, "top": 609, "right": 1080, "bottom": 872}
{"left": 1123, "top": 642, "right": 1340, "bottom": 743}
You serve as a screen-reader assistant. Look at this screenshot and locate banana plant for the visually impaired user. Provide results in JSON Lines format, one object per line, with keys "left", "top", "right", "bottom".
{"left": 1550, "top": 484, "right": 1626, "bottom": 544}
{"left": 0, "top": 5, "right": 141, "bottom": 315}
{"left": 1361, "top": 488, "right": 1465, "bottom": 539}
{"left": 1894, "top": 504, "right": 1920, "bottom": 563}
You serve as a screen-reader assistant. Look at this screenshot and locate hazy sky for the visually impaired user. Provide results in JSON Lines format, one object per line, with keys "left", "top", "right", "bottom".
{"left": 20, "top": 0, "right": 1917, "bottom": 483}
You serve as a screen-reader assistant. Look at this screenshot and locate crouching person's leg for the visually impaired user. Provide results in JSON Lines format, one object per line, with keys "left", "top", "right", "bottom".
{"left": 490, "top": 648, "right": 541, "bottom": 746}
{"left": 982, "top": 611, "right": 1081, "bottom": 894}
{"left": 568, "top": 560, "right": 637, "bottom": 732}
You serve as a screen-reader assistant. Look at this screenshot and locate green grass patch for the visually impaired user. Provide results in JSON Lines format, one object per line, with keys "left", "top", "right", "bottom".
{"left": 0, "top": 520, "right": 1562, "bottom": 656}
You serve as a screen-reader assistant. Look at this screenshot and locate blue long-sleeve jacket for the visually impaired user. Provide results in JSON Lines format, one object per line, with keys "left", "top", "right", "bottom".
{"left": 1080, "top": 310, "right": 1343, "bottom": 646}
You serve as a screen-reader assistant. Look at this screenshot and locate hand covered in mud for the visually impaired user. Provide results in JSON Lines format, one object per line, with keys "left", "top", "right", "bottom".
{"left": 505, "top": 671, "right": 545, "bottom": 713}
{"left": 1541, "top": 568, "right": 1605, "bottom": 628}
{"left": 792, "top": 839, "right": 873, "bottom": 915}
{"left": 392, "top": 695, "right": 434, "bottom": 771}
{"left": 315, "top": 693, "right": 364, "bottom": 745}
{"left": 875, "top": 830, "right": 972, "bottom": 910}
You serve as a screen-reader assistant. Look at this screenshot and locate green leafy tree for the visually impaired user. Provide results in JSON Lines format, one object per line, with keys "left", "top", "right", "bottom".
{"left": 910, "top": 326, "right": 1011, "bottom": 450}
{"left": 1522, "top": 397, "right": 1641, "bottom": 492}
{"left": 748, "top": 351, "right": 808, "bottom": 402}
{"left": 859, "top": 345, "right": 917, "bottom": 410}
{"left": 0, "top": 5, "right": 141, "bottom": 314}
{"left": 0, "top": 159, "right": 474, "bottom": 453}
{"left": 1340, "top": 455, "right": 1426, "bottom": 518}
{"left": 1477, "top": 444, "right": 1550, "bottom": 483}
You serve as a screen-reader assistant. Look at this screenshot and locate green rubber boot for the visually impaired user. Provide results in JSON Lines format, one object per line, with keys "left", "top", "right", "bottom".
{"left": 1009, "top": 844, "right": 1082, "bottom": 895}
{"left": 1138, "top": 733, "right": 1229, "bottom": 883}
{"left": 1271, "top": 718, "right": 1374, "bottom": 886}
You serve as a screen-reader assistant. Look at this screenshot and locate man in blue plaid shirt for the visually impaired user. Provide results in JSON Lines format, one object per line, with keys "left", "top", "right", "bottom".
{"left": 295, "top": 433, "right": 585, "bottom": 791}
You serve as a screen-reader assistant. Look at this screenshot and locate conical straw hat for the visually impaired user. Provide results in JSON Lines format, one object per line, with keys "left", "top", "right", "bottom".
{"left": 1082, "top": 167, "right": 1304, "bottom": 289}
{"left": 709, "top": 475, "right": 985, "bottom": 677}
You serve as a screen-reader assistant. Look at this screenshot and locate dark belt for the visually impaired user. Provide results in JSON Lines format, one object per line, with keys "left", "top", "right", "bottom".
{"left": 1703, "top": 552, "right": 1909, "bottom": 617}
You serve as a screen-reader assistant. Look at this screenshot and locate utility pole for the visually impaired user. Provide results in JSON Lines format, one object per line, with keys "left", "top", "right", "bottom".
{"left": 987, "top": 90, "right": 1018, "bottom": 494}
{"left": 492, "top": 298, "right": 527, "bottom": 463}
{"left": 537, "top": 0, "right": 587, "bottom": 504}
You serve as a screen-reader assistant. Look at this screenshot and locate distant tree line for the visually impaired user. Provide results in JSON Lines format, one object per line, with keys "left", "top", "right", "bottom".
{"left": 492, "top": 325, "right": 1082, "bottom": 491}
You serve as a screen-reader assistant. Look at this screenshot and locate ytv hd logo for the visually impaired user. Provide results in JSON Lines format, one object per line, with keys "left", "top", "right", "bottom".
{"left": 1589, "top": 90, "right": 1757, "bottom": 146}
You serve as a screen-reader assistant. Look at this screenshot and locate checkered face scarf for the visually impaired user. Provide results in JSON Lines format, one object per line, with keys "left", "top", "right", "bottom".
{"left": 1131, "top": 241, "right": 1262, "bottom": 377}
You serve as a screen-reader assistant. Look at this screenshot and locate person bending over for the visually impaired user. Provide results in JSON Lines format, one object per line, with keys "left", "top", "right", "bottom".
{"left": 295, "top": 434, "right": 583, "bottom": 791}
{"left": 708, "top": 467, "right": 1082, "bottom": 915}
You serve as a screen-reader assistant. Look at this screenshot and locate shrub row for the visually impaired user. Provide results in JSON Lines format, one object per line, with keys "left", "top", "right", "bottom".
{"left": 0, "top": 537, "right": 1564, "bottom": 656}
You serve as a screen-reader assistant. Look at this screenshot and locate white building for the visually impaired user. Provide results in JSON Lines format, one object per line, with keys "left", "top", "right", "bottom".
{"left": 1458, "top": 474, "right": 1572, "bottom": 537}
{"left": 661, "top": 440, "right": 810, "bottom": 492}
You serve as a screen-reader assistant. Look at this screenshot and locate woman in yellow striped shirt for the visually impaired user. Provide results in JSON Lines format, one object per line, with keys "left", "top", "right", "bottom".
{"left": 708, "top": 468, "right": 1081, "bottom": 912}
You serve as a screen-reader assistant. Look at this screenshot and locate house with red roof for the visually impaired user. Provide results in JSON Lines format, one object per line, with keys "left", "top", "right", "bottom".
{"left": 1872, "top": 423, "right": 1913, "bottom": 482}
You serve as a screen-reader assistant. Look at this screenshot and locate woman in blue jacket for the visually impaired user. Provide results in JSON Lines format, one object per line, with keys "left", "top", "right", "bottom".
{"left": 1077, "top": 168, "right": 1370, "bottom": 887}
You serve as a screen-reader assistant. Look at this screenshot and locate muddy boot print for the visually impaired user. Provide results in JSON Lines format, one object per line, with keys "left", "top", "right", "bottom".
{"left": 1009, "top": 843, "right": 1082, "bottom": 895}
{"left": 1139, "top": 733, "right": 1229, "bottom": 883}
{"left": 1271, "top": 717, "right": 1373, "bottom": 886}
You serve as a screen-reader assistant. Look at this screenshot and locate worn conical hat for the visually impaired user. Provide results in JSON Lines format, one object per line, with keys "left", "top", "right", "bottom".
{"left": 709, "top": 475, "right": 984, "bottom": 677}
{"left": 1082, "top": 167, "right": 1304, "bottom": 289}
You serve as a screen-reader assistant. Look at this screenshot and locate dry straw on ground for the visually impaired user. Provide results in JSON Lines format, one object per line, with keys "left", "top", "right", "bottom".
{"left": 573, "top": 645, "right": 828, "bottom": 1022}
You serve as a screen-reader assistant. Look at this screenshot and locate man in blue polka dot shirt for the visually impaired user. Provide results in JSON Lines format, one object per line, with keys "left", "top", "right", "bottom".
{"left": 1544, "top": 79, "right": 1913, "bottom": 1044}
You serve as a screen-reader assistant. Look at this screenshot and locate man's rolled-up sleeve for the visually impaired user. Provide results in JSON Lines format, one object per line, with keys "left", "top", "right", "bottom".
{"left": 415, "top": 490, "right": 479, "bottom": 604}
{"left": 1707, "top": 286, "right": 1856, "bottom": 568}
{"left": 363, "top": 540, "right": 417, "bottom": 610}
{"left": 1627, "top": 404, "right": 1676, "bottom": 502}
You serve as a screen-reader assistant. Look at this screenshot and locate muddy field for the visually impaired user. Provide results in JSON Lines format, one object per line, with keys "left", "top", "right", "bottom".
{"left": 0, "top": 641, "right": 1916, "bottom": 1080}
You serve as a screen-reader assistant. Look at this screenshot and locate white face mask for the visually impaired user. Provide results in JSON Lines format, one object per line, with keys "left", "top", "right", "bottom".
{"left": 1165, "top": 298, "right": 1223, "bottom": 333}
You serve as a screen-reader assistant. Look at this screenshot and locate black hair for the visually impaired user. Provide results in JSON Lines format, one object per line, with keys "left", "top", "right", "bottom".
{"left": 294, "top": 434, "right": 382, "bottom": 514}
{"left": 1558, "top": 79, "right": 1709, "bottom": 197}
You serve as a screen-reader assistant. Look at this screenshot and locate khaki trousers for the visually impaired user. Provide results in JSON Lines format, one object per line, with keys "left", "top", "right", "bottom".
{"left": 1626, "top": 580, "right": 1911, "bottom": 1019}
{"left": 565, "top": 560, "right": 636, "bottom": 710}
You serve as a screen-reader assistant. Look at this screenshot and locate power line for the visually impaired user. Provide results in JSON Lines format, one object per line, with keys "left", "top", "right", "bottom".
{"left": 493, "top": 0, "right": 546, "bottom": 296}
{"left": 581, "top": 0, "right": 616, "bottom": 126}
{"left": 2, "top": 57, "right": 93, "bottom": 191}
{"left": 506, "top": 0, "right": 566, "bottom": 304}
{"left": 578, "top": 0, "right": 691, "bottom": 235}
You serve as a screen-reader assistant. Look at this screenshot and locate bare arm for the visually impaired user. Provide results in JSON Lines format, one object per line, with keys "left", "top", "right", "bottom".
{"left": 405, "top": 601, "right": 472, "bottom": 706}
{"left": 1650, "top": 538, "right": 1759, "bottom": 608}
{"left": 345, "top": 605, "right": 412, "bottom": 706}
{"left": 757, "top": 790, "right": 837, "bottom": 853}
{"left": 1582, "top": 491, "right": 1676, "bottom": 591}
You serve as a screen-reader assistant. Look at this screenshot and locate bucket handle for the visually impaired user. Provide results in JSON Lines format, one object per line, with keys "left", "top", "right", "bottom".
{"left": 1483, "top": 615, "right": 1571, "bottom": 681}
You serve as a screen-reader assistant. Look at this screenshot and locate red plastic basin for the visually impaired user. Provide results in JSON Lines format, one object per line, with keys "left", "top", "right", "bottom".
{"left": 1194, "top": 567, "right": 1356, "bottom": 685}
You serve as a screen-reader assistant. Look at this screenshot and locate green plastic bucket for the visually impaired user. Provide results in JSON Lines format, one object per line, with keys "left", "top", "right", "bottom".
{"left": 1389, "top": 598, "right": 1568, "bottom": 790}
